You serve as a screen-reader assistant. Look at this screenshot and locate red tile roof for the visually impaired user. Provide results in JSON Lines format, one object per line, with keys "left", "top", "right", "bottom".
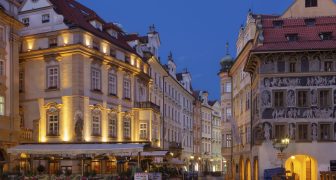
{"left": 252, "top": 16, "right": 336, "bottom": 52}
{"left": 49, "top": 0, "right": 135, "bottom": 53}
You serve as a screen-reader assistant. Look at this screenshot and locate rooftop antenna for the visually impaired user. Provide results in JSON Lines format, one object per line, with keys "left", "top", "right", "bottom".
{"left": 226, "top": 42, "right": 230, "bottom": 55}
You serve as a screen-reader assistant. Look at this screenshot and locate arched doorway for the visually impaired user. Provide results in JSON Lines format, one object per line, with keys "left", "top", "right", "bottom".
{"left": 253, "top": 158, "right": 259, "bottom": 180}
{"left": 239, "top": 157, "right": 245, "bottom": 180}
{"left": 285, "top": 155, "right": 318, "bottom": 180}
{"left": 245, "top": 159, "right": 251, "bottom": 180}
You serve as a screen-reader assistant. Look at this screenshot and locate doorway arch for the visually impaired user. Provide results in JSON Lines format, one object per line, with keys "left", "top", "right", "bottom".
{"left": 285, "top": 155, "right": 318, "bottom": 180}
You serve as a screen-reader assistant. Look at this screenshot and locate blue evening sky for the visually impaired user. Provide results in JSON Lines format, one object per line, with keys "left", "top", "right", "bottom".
{"left": 78, "top": 0, "right": 294, "bottom": 100}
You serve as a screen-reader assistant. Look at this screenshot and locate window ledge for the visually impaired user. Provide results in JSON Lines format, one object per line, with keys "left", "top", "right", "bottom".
{"left": 45, "top": 88, "right": 60, "bottom": 92}
{"left": 108, "top": 94, "right": 118, "bottom": 98}
{"left": 46, "top": 134, "right": 60, "bottom": 137}
{"left": 91, "top": 89, "right": 103, "bottom": 94}
{"left": 91, "top": 134, "right": 102, "bottom": 137}
{"left": 123, "top": 98, "right": 132, "bottom": 101}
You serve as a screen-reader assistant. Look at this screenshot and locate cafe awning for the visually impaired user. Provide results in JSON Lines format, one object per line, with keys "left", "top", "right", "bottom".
{"left": 141, "top": 151, "right": 168, "bottom": 157}
{"left": 8, "top": 143, "right": 144, "bottom": 156}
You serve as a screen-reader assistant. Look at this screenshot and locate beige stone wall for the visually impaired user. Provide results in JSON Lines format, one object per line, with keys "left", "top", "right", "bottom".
{"left": 282, "top": 0, "right": 336, "bottom": 18}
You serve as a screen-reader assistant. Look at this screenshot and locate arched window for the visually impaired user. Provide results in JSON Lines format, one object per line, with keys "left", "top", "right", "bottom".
{"left": 92, "top": 109, "right": 101, "bottom": 136}
{"left": 123, "top": 114, "right": 131, "bottom": 139}
{"left": 301, "top": 56, "right": 309, "bottom": 72}
{"left": 108, "top": 112, "right": 117, "bottom": 138}
{"left": 47, "top": 106, "right": 59, "bottom": 136}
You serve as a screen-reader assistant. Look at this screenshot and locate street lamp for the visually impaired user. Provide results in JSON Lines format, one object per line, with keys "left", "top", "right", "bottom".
{"left": 272, "top": 137, "right": 290, "bottom": 168}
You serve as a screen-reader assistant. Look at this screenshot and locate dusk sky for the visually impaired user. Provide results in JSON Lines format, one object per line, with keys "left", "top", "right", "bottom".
{"left": 78, "top": 0, "right": 294, "bottom": 100}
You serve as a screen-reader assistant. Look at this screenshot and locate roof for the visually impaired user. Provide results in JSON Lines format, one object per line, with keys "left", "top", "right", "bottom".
{"left": 208, "top": 100, "right": 217, "bottom": 106}
{"left": 49, "top": 0, "right": 135, "bottom": 53}
{"left": 252, "top": 15, "right": 336, "bottom": 52}
{"left": 8, "top": 143, "right": 144, "bottom": 155}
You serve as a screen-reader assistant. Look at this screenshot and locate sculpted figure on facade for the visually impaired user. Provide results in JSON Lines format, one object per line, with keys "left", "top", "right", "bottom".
{"left": 312, "top": 123, "right": 318, "bottom": 141}
{"left": 303, "top": 109, "right": 314, "bottom": 118}
{"left": 289, "top": 123, "right": 295, "bottom": 139}
{"left": 287, "top": 108, "right": 299, "bottom": 119}
{"left": 287, "top": 90, "right": 295, "bottom": 107}
{"left": 261, "top": 90, "right": 271, "bottom": 107}
{"left": 263, "top": 122, "right": 271, "bottom": 141}
{"left": 264, "top": 78, "right": 271, "bottom": 88}
{"left": 272, "top": 109, "right": 285, "bottom": 119}
{"left": 74, "top": 111, "right": 84, "bottom": 142}
{"left": 311, "top": 89, "right": 318, "bottom": 106}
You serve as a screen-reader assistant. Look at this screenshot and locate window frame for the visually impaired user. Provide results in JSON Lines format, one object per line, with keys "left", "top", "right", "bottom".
{"left": 46, "top": 65, "right": 59, "bottom": 90}
{"left": 297, "top": 90, "right": 310, "bottom": 107}
{"left": 318, "top": 89, "right": 331, "bottom": 108}
{"left": 108, "top": 72, "right": 117, "bottom": 96}
{"left": 108, "top": 113, "right": 117, "bottom": 138}
{"left": 319, "top": 123, "right": 332, "bottom": 141}
{"left": 0, "top": 96, "right": 5, "bottom": 116}
{"left": 139, "top": 123, "right": 148, "bottom": 140}
{"left": 42, "top": 14, "right": 50, "bottom": 23}
{"left": 123, "top": 76, "right": 131, "bottom": 99}
{"left": 91, "top": 67, "right": 101, "bottom": 91}
{"left": 296, "top": 123, "right": 310, "bottom": 142}
{"left": 273, "top": 91, "right": 285, "bottom": 108}
{"left": 91, "top": 109, "right": 101, "bottom": 136}
{"left": 273, "top": 123, "right": 287, "bottom": 140}
{"left": 123, "top": 117, "right": 131, "bottom": 139}
{"left": 46, "top": 107, "right": 59, "bottom": 136}
{"left": 22, "top": 17, "right": 30, "bottom": 26}
{"left": 305, "top": 0, "right": 318, "bottom": 7}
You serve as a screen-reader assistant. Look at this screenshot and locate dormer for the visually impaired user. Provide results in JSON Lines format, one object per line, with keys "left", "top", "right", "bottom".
{"left": 282, "top": 0, "right": 336, "bottom": 18}
{"left": 147, "top": 24, "right": 161, "bottom": 58}
{"left": 104, "top": 23, "right": 122, "bottom": 39}
{"left": 167, "top": 52, "right": 176, "bottom": 78}
{"left": 201, "top": 91, "right": 209, "bottom": 106}
{"left": 89, "top": 19, "right": 103, "bottom": 31}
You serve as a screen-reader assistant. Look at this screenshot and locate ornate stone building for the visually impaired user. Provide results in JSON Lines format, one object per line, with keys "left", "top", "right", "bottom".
{"left": 11, "top": 0, "right": 161, "bottom": 175}
{"left": 0, "top": 0, "right": 23, "bottom": 175}
{"left": 244, "top": 0, "right": 336, "bottom": 179}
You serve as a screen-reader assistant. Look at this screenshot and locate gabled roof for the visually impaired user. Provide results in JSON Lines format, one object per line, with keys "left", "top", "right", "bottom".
{"left": 48, "top": 0, "right": 135, "bottom": 53}
{"left": 252, "top": 15, "right": 336, "bottom": 52}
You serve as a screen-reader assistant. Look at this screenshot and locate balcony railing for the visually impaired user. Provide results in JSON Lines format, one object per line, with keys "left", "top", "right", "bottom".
{"left": 20, "top": 128, "right": 33, "bottom": 142}
{"left": 134, "top": 101, "right": 160, "bottom": 112}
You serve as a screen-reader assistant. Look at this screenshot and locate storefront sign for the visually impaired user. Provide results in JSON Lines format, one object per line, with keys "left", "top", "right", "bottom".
{"left": 148, "top": 173, "right": 162, "bottom": 180}
{"left": 135, "top": 173, "right": 148, "bottom": 180}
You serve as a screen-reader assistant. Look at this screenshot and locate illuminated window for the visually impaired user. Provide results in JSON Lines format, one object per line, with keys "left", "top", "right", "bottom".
{"left": 42, "top": 14, "right": 50, "bottom": 23}
{"left": 123, "top": 116, "right": 131, "bottom": 139}
{"left": 108, "top": 72, "right": 117, "bottom": 96}
{"left": 47, "top": 66, "right": 59, "bottom": 89}
{"left": 123, "top": 76, "right": 131, "bottom": 99}
{"left": 91, "top": 67, "right": 101, "bottom": 91}
{"left": 0, "top": 96, "right": 4, "bottom": 116}
{"left": 92, "top": 109, "right": 101, "bottom": 136}
{"left": 47, "top": 106, "right": 59, "bottom": 136}
{"left": 108, "top": 113, "right": 117, "bottom": 138}
{"left": 140, "top": 123, "right": 147, "bottom": 140}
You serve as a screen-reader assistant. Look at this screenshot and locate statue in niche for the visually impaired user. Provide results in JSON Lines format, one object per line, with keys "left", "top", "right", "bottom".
{"left": 264, "top": 78, "right": 271, "bottom": 88}
{"left": 74, "top": 111, "right": 84, "bottom": 142}
{"left": 261, "top": 90, "right": 271, "bottom": 107}
{"left": 289, "top": 123, "right": 295, "bottom": 139}
{"left": 311, "top": 89, "right": 318, "bottom": 106}
{"left": 287, "top": 90, "right": 295, "bottom": 107}
{"left": 263, "top": 123, "right": 271, "bottom": 141}
{"left": 312, "top": 123, "right": 317, "bottom": 141}
{"left": 263, "top": 57, "right": 275, "bottom": 73}
{"left": 310, "top": 56, "right": 320, "bottom": 71}
{"left": 334, "top": 90, "right": 336, "bottom": 105}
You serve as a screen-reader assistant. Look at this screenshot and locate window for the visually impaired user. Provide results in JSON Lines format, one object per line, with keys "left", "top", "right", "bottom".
{"left": 225, "top": 82, "right": 231, "bottom": 93}
{"left": 108, "top": 113, "right": 117, "bottom": 138}
{"left": 0, "top": 96, "right": 4, "bottom": 116}
{"left": 22, "top": 18, "right": 29, "bottom": 26}
{"left": 0, "top": 26, "right": 4, "bottom": 42}
{"left": 289, "top": 62, "right": 296, "bottom": 73}
{"left": 297, "top": 90, "right": 309, "bottom": 107}
{"left": 92, "top": 109, "right": 101, "bottom": 136}
{"left": 286, "top": 34, "right": 299, "bottom": 41}
{"left": 226, "top": 134, "right": 232, "bottom": 147}
{"left": 19, "top": 70, "right": 24, "bottom": 92}
{"left": 273, "top": 20, "right": 284, "bottom": 28}
{"left": 47, "top": 66, "right": 59, "bottom": 89}
{"left": 123, "top": 117, "right": 131, "bottom": 139}
{"left": 49, "top": 37, "right": 57, "bottom": 48}
{"left": 92, "top": 39, "right": 99, "bottom": 50}
{"left": 319, "top": 90, "right": 331, "bottom": 107}
{"left": 140, "top": 123, "right": 147, "bottom": 139}
{"left": 47, "top": 107, "right": 59, "bottom": 136}
{"left": 319, "top": 124, "right": 331, "bottom": 141}
{"left": 123, "top": 77, "right": 131, "bottom": 99}
{"left": 274, "top": 124, "right": 286, "bottom": 140}
{"left": 319, "top": 32, "right": 332, "bottom": 40}
{"left": 125, "top": 56, "right": 130, "bottom": 64}
{"left": 226, "top": 108, "right": 232, "bottom": 120}
{"left": 305, "top": 19, "right": 316, "bottom": 26}
{"left": 297, "top": 124, "right": 309, "bottom": 141}
{"left": 277, "top": 60, "right": 285, "bottom": 73}
{"left": 91, "top": 68, "right": 101, "bottom": 91}
{"left": 110, "top": 49, "right": 116, "bottom": 58}
{"left": 108, "top": 72, "right": 117, "bottom": 96}
{"left": 42, "top": 14, "right": 50, "bottom": 23}
{"left": 274, "top": 91, "right": 285, "bottom": 108}
{"left": 0, "top": 60, "right": 4, "bottom": 76}
{"left": 301, "top": 56, "right": 309, "bottom": 72}
{"left": 324, "top": 61, "right": 333, "bottom": 72}
{"left": 305, "top": 0, "right": 318, "bottom": 7}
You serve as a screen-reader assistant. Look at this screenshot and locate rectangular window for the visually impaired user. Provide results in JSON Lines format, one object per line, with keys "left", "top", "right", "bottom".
{"left": 225, "top": 82, "right": 232, "bottom": 93}
{"left": 0, "top": 96, "right": 4, "bottom": 116}
{"left": 286, "top": 34, "right": 299, "bottom": 41}
{"left": 319, "top": 32, "right": 332, "bottom": 40}
{"left": 0, "top": 61, "right": 4, "bottom": 76}
{"left": 297, "top": 124, "right": 308, "bottom": 141}
{"left": 47, "top": 66, "right": 59, "bottom": 89}
{"left": 289, "top": 62, "right": 296, "bottom": 73}
{"left": 108, "top": 115, "right": 117, "bottom": 138}
{"left": 108, "top": 73, "right": 117, "bottom": 96}
{"left": 110, "top": 49, "right": 116, "bottom": 58}
{"left": 273, "top": 20, "right": 284, "bottom": 28}
{"left": 0, "top": 27, "right": 4, "bottom": 42}
{"left": 305, "top": 18, "right": 316, "bottom": 26}
{"left": 22, "top": 18, "right": 29, "bottom": 26}
{"left": 92, "top": 39, "right": 100, "bottom": 51}
{"left": 319, "top": 124, "right": 331, "bottom": 141}
{"left": 319, "top": 90, "right": 330, "bottom": 107}
{"left": 274, "top": 124, "right": 286, "bottom": 140}
{"left": 297, "top": 90, "right": 309, "bottom": 107}
{"left": 140, "top": 123, "right": 147, "bottom": 139}
{"left": 123, "top": 120, "right": 131, "bottom": 139}
{"left": 42, "top": 14, "right": 50, "bottom": 23}
{"left": 324, "top": 61, "right": 333, "bottom": 72}
{"left": 305, "top": 0, "right": 318, "bottom": 7}
{"left": 49, "top": 37, "right": 58, "bottom": 48}
{"left": 123, "top": 78, "right": 131, "bottom": 99}
{"left": 19, "top": 70, "right": 24, "bottom": 92}
{"left": 92, "top": 115, "right": 101, "bottom": 136}
{"left": 48, "top": 114, "right": 59, "bottom": 136}
{"left": 226, "top": 108, "right": 232, "bottom": 120}
{"left": 91, "top": 68, "right": 101, "bottom": 91}
{"left": 274, "top": 91, "right": 285, "bottom": 108}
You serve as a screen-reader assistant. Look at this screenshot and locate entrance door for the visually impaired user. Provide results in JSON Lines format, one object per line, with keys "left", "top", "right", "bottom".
{"left": 49, "top": 161, "right": 60, "bottom": 174}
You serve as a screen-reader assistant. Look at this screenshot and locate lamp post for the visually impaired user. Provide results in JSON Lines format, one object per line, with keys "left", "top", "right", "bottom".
{"left": 272, "top": 137, "right": 290, "bottom": 179}
{"left": 190, "top": 155, "right": 195, "bottom": 179}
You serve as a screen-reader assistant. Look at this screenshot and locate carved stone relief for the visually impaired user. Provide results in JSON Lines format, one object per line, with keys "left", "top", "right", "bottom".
{"left": 289, "top": 123, "right": 295, "bottom": 140}
{"left": 287, "top": 90, "right": 295, "bottom": 107}
{"left": 263, "top": 76, "right": 336, "bottom": 88}
{"left": 312, "top": 123, "right": 317, "bottom": 141}
{"left": 263, "top": 107, "right": 335, "bottom": 119}
{"left": 261, "top": 90, "right": 271, "bottom": 107}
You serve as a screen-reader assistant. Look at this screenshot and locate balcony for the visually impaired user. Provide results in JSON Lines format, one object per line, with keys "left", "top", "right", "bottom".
{"left": 20, "top": 128, "right": 34, "bottom": 143}
{"left": 134, "top": 101, "right": 160, "bottom": 112}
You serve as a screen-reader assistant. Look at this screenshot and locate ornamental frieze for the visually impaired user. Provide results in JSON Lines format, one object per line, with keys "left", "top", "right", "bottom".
{"left": 263, "top": 76, "right": 336, "bottom": 88}
{"left": 262, "top": 107, "right": 336, "bottom": 119}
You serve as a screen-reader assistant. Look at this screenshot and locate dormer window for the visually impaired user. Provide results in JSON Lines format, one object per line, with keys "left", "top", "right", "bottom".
{"left": 305, "top": 18, "right": 316, "bottom": 26}
{"left": 286, "top": 34, "right": 299, "bottom": 42}
{"left": 90, "top": 20, "right": 103, "bottom": 31}
{"left": 125, "top": 56, "right": 130, "bottom": 64}
{"left": 273, "top": 20, "right": 284, "bottom": 28}
{"left": 42, "top": 14, "right": 50, "bottom": 23}
{"left": 305, "top": 0, "right": 318, "bottom": 7}
{"left": 22, "top": 18, "right": 29, "bottom": 26}
{"left": 92, "top": 39, "right": 100, "bottom": 50}
{"left": 107, "top": 29, "right": 118, "bottom": 38}
{"left": 49, "top": 37, "right": 58, "bottom": 48}
{"left": 110, "top": 49, "right": 116, "bottom": 58}
{"left": 319, "top": 32, "right": 332, "bottom": 40}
